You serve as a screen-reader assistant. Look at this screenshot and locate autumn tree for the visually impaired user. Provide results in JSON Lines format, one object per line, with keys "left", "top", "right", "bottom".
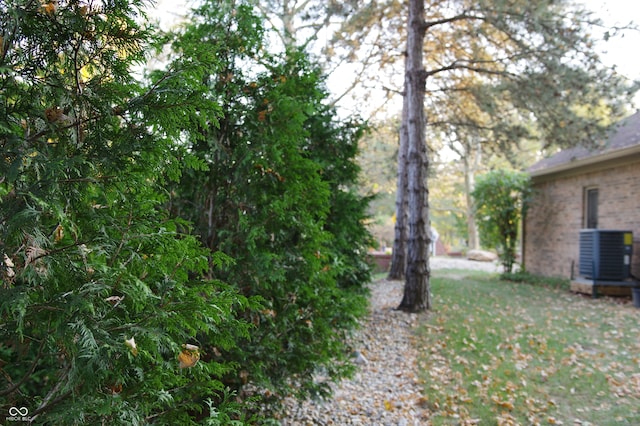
{"left": 355, "top": 119, "right": 398, "bottom": 217}
{"left": 430, "top": 81, "right": 490, "bottom": 250}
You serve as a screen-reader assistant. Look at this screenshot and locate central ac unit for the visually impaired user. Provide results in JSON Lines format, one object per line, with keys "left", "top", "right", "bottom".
{"left": 579, "top": 230, "right": 633, "bottom": 281}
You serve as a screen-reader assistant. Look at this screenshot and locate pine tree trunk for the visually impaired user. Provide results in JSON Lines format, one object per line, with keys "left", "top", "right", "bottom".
{"left": 388, "top": 87, "right": 409, "bottom": 280}
{"left": 464, "top": 154, "right": 479, "bottom": 250}
{"left": 464, "top": 137, "right": 482, "bottom": 250}
{"left": 398, "top": 0, "right": 430, "bottom": 312}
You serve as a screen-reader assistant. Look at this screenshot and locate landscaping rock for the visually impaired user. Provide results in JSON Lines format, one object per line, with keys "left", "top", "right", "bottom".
{"left": 280, "top": 279, "right": 429, "bottom": 425}
{"left": 466, "top": 249, "right": 498, "bottom": 262}
{"left": 281, "top": 259, "right": 503, "bottom": 424}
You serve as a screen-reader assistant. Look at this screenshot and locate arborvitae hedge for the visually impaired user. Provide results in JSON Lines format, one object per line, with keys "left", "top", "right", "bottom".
{"left": 1, "top": 0, "right": 371, "bottom": 423}
{"left": 1, "top": 1, "right": 252, "bottom": 424}
{"left": 163, "top": 0, "right": 372, "bottom": 404}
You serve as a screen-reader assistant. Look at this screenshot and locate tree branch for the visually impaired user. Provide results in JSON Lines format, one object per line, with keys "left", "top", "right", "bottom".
{"left": 0, "top": 339, "right": 46, "bottom": 397}
{"left": 424, "top": 12, "right": 485, "bottom": 30}
{"left": 29, "top": 364, "right": 72, "bottom": 420}
{"left": 425, "top": 60, "right": 516, "bottom": 78}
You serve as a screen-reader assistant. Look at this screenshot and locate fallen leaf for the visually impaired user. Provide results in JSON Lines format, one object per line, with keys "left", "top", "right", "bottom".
{"left": 491, "top": 395, "right": 514, "bottom": 410}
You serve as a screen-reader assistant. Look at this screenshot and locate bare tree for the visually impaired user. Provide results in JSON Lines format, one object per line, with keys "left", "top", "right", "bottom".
{"left": 253, "top": 0, "right": 398, "bottom": 115}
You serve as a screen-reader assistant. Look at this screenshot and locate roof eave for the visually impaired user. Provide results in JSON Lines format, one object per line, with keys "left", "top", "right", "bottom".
{"left": 529, "top": 144, "right": 640, "bottom": 179}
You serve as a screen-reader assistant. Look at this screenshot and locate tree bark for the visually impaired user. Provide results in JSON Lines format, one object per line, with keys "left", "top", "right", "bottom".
{"left": 463, "top": 139, "right": 480, "bottom": 250}
{"left": 388, "top": 82, "right": 409, "bottom": 280}
{"left": 398, "top": 0, "right": 430, "bottom": 312}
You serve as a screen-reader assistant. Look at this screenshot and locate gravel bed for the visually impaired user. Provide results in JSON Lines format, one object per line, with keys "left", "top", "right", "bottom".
{"left": 280, "top": 257, "right": 501, "bottom": 425}
{"left": 281, "top": 278, "right": 427, "bottom": 425}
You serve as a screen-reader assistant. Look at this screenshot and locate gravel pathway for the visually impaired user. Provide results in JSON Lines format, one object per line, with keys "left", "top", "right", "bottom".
{"left": 281, "top": 258, "right": 502, "bottom": 425}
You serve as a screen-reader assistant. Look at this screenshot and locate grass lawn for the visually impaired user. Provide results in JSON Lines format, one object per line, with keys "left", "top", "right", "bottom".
{"left": 416, "top": 270, "right": 640, "bottom": 425}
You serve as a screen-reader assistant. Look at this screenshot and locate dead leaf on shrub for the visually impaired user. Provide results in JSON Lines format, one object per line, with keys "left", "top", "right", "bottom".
{"left": 178, "top": 344, "right": 200, "bottom": 368}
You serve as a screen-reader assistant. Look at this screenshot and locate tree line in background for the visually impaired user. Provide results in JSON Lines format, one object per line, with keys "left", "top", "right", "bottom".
{"left": 338, "top": 0, "right": 637, "bottom": 311}
{"left": 0, "top": 0, "right": 371, "bottom": 423}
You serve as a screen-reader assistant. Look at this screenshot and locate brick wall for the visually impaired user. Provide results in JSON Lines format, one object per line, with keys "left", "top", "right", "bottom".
{"left": 524, "top": 162, "right": 640, "bottom": 279}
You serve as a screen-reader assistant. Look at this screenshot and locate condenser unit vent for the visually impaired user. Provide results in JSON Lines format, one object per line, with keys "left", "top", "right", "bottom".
{"left": 579, "top": 230, "right": 633, "bottom": 281}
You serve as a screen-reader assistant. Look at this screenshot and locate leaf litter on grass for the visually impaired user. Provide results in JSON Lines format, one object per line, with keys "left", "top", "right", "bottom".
{"left": 416, "top": 270, "right": 640, "bottom": 425}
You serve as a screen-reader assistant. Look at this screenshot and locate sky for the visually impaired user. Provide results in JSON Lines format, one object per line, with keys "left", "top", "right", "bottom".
{"left": 150, "top": 0, "right": 640, "bottom": 110}
{"left": 578, "top": 0, "right": 640, "bottom": 91}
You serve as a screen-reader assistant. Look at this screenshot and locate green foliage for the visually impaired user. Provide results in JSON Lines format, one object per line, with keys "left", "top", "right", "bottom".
{"left": 472, "top": 169, "right": 531, "bottom": 273}
{"left": 161, "top": 0, "right": 372, "bottom": 410}
{"left": 1, "top": 0, "right": 372, "bottom": 422}
{"left": 1, "top": 1, "right": 251, "bottom": 423}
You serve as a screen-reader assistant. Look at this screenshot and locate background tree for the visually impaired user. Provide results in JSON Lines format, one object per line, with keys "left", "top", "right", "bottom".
{"left": 429, "top": 158, "right": 469, "bottom": 250}
{"left": 429, "top": 79, "right": 493, "bottom": 251}
{"left": 472, "top": 169, "right": 531, "bottom": 273}
{"left": 343, "top": 0, "right": 638, "bottom": 310}
{"left": 0, "top": 0, "right": 253, "bottom": 423}
{"left": 249, "top": 0, "right": 402, "bottom": 116}
{"left": 429, "top": 80, "right": 539, "bottom": 252}
{"left": 388, "top": 69, "right": 410, "bottom": 280}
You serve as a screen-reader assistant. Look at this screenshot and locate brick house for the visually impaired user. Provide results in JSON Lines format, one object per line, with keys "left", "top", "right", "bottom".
{"left": 523, "top": 111, "right": 640, "bottom": 280}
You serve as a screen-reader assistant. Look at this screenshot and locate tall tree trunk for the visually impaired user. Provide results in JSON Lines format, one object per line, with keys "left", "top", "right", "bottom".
{"left": 388, "top": 85, "right": 409, "bottom": 280}
{"left": 463, "top": 153, "right": 479, "bottom": 250}
{"left": 463, "top": 137, "right": 482, "bottom": 250}
{"left": 398, "top": 0, "right": 430, "bottom": 312}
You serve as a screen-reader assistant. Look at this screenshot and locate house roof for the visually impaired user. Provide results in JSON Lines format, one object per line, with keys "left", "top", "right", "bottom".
{"left": 528, "top": 110, "right": 640, "bottom": 178}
